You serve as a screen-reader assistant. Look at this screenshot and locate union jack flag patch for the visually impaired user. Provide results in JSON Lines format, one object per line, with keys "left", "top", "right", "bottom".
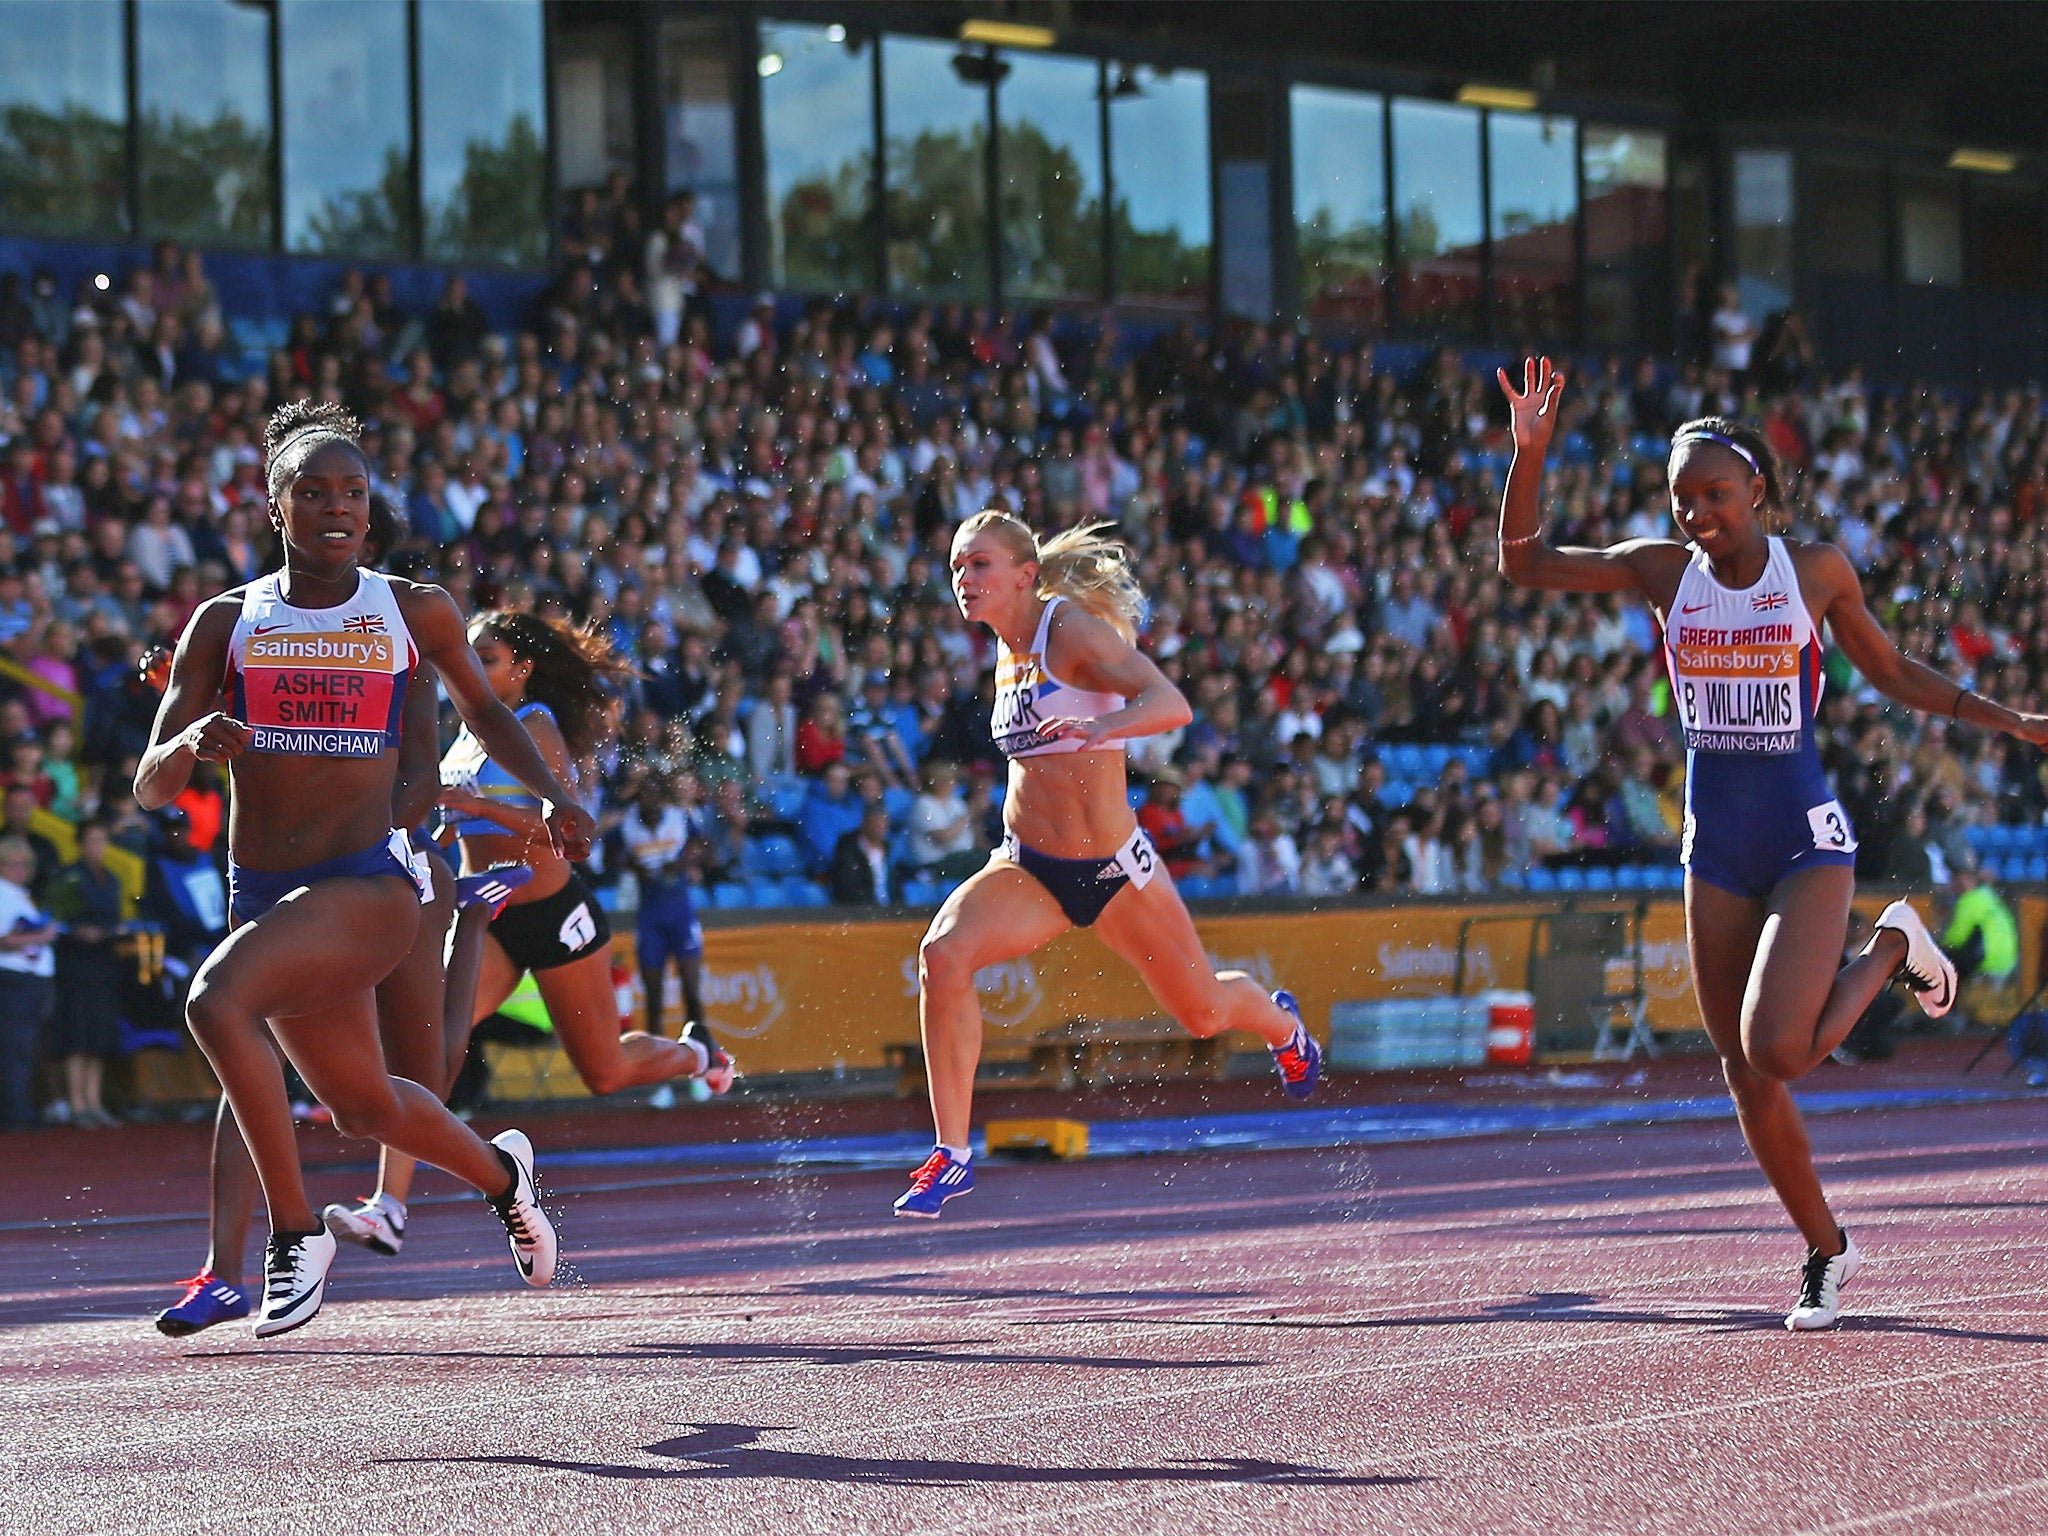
{"left": 342, "top": 613, "right": 387, "bottom": 633}
{"left": 1751, "top": 591, "right": 1789, "bottom": 612}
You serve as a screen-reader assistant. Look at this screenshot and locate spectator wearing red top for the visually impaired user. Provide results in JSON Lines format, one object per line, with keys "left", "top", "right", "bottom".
{"left": 1137, "top": 770, "right": 1213, "bottom": 881}
{"left": 793, "top": 690, "right": 848, "bottom": 775}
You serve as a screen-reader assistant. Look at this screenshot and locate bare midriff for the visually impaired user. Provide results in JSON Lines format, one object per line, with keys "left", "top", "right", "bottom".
{"left": 225, "top": 755, "right": 399, "bottom": 872}
{"left": 1002, "top": 750, "right": 1137, "bottom": 858}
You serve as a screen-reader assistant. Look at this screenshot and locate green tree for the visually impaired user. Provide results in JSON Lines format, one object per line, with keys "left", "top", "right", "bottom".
{"left": 774, "top": 151, "right": 873, "bottom": 293}
{"left": 140, "top": 109, "right": 275, "bottom": 246}
{"left": 301, "top": 144, "right": 416, "bottom": 259}
{"left": 427, "top": 113, "right": 547, "bottom": 267}
{"left": 0, "top": 102, "right": 127, "bottom": 238}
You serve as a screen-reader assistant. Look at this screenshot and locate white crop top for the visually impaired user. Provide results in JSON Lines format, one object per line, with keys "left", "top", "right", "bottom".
{"left": 1663, "top": 536, "right": 1821, "bottom": 756}
{"left": 224, "top": 568, "right": 416, "bottom": 758}
{"left": 990, "top": 595, "right": 1128, "bottom": 759}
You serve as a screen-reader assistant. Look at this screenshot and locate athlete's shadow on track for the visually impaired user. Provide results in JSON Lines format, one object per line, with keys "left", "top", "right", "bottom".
{"left": 668, "top": 1271, "right": 1261, "bottom": 1306}
{"left": 1061, "top": 1290, "right": 2048, "bottom": 1345}
{"left": 382, "top": 1421, "right": 1425, "bottom": 1491}
{"left": 203, "top": 1337, "right": 1257, "bottom": 1370}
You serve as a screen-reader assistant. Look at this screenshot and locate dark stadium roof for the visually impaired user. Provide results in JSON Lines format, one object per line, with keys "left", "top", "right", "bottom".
{"left": 1050, "top": 1, "right": 2048, "bottom": 153}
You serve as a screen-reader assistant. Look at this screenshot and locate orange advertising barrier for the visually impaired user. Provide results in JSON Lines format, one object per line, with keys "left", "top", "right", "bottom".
{"left": 654, "top": 899, "right": 1690, "bottom": 1078}
{"left": 619, "top": 888, "right": 2046, "bottom": 1078}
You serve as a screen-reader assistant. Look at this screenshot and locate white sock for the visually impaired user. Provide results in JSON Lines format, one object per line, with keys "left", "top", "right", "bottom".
{"left": 682, "top": 1038, "right": 710, "bottom": 1075}
{"left": 941, "top": 1143, "right": 972, "bottom": 1162}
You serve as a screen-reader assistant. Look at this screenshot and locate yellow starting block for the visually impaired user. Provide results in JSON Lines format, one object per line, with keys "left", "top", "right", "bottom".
{"left": 984, "top": 1117, "right": 1089, "bottom": 1160}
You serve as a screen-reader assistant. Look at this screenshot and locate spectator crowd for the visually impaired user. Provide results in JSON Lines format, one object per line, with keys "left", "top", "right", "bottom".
{"left": 0, "top": 192, "right": 2044, "bottom": 1120}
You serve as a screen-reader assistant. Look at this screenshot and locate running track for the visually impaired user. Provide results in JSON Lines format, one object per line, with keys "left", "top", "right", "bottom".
{"left": 4, "top": 1089, "right": 2047, "bottom": 1533}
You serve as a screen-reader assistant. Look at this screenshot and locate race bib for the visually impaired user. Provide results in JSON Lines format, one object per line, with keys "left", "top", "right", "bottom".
{"left": 1805, "top": 799, "right": 1857, "bottom": 853}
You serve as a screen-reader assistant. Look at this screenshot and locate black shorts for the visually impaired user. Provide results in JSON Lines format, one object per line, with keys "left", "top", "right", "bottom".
{"left": 488, "top": 870, "right": 612, "bottom": 973}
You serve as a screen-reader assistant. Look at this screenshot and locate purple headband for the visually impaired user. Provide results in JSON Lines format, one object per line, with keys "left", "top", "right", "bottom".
{"left": 1672, "top": 428, "right": 1760, "bottom": 475}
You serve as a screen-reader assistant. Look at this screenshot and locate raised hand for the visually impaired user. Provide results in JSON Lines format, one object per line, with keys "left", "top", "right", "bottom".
{"left": 1497, "top": 356, "right": 1567, "bottom": 455}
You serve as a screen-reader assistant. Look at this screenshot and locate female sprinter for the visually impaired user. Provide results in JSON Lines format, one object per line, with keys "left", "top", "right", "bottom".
{"left": 1497, "top": 357, "right": 2048, "bottom": 1328}
{"left": 337, "top": 611, "right": 735, "bottom": 1242}
{"left": 138, "top": 404, "right": 588, "bottom": 1338}
{"left": 155, "top": 497, "right": 527, "bottom": 1333}
{"left": 896, "top": 512, "right": 1320, "bottom": 1218}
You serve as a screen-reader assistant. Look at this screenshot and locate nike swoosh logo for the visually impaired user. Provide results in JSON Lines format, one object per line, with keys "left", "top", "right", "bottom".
{"left": 1679, "top": 603, "right": 1712, "bottom": 614}
{"left": 252, "top": 623, "right": 291, "bottom": 635}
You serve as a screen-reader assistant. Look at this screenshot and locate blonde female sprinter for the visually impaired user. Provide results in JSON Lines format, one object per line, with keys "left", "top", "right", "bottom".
{"left": 895, "top": 513, "right": 1319, "bottom": 1217}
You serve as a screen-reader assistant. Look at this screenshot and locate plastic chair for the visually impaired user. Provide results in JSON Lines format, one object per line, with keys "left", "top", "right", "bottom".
{"left": 711, "top": 883, "right": 752, "bottom": 910}
{"left": 1525, "top": 867, "right": 1559, "bottom": 893}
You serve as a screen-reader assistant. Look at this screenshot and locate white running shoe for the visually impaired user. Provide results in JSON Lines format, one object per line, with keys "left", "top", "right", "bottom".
{"left": 322, "top": 1194, "right": 406, "bottom": 1257}
{"left": 488, "top": 1129, "right": 556, "bottom": 1287}
{"left": 1785, "top": 1230, "right": 1862, "bottom": 1331}
{"left": 254, "top": 1228, "right": 338, "bottom": 1339}
{"left": 1875, "top": 900, "right": 1957, "bottom": 1018}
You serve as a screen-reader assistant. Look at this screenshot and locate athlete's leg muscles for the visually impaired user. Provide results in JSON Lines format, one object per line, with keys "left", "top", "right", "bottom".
{"left": 184, "top": 878, "right": 420, "bottom": 1234}
{"left": 916, "top": 862, "right": 1069, "bottom": 1148}
{"left": 1686, "top": 874, "right": 1840, "bottom": 1252}
{"left": 1091, "top": 875, "right": 1296, "bottom": 1048}
{"left": 538, "top": 950, "right": 697, "bottom": 1095}
{"left": 1744, "top": 864, "right": 1902, "bottom": 1080}
{"left": 366, "top": 857, "right": 454, "bottom": 1207}
{"left": 205, "top": 1092, "right": 262, "bottom": 1287}
{"left": 380, "top": 929, "right": 519, "bottom": 1209}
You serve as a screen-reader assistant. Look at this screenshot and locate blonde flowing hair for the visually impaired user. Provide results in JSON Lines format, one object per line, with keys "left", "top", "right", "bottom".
{"left": 956, "top": 510, "right": 1144, "bottom": 641}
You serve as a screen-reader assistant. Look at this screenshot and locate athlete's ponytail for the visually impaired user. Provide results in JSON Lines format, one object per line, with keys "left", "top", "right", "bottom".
{"left": 1671, "top": 415, "right": 1787, "bottom": 526}
{"left": 470, "top": 610, "right": 635, "bottom": 758}
{"left": 955, "top": 509, "right": 1144, "bottom": 642}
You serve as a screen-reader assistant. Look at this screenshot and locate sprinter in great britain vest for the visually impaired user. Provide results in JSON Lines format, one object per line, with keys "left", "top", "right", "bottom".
{"left": 1663, "top": 534, "right": 1856, "bottom": 897}
{"left": 224, "top": 568, "right": 413, "bottom": 759}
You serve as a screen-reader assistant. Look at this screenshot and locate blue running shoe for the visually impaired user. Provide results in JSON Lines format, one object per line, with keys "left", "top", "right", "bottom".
{"left": 455, "top": 863, "right": 534, "bottom": 917}
{"left": 155, "top": 1269, "right": 251, "bottom": 1337}
{"left": 1270, "top": 990, "right": 1321, "bottom": 1099}
{"left": 894, "top": 1147, "right": 974, "bottom": 1218}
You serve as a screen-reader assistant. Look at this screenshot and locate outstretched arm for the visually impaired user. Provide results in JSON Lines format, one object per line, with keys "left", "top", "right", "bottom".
{"left": 1816, "top": 545, "right": 2048, "bottom": 745}
{"left": 134, "top": 599, "right": 247, "bottom": 811}
{"left": 399, "top": 584, "right": 597, "bottom": 857}
{"left": 1496, "top": 356, "right": 1682, "bottom": 597}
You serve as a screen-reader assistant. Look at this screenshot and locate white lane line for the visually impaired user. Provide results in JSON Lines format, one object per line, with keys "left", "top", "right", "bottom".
{"left": 1790, "top": 1471, "right": 2048, "bottom": 1534}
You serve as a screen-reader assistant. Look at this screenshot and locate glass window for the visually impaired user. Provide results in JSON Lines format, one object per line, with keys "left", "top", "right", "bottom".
{"left": 761, "top": 23, "right": 876, "bottom": 295}
{"left": 1392, "top": 98, "right": 1482, "bottom": 334}
{"left": 999, "top": 52, "right": 1105, "bottom": 304}
{"left": 554, "top": 21, "right": 635, "bottom": 194}
{"left": 1108, "top": 66, "right": 1212, "bottom": 306}
{"left": 662, "top": 16, "right": 741, "bottom": 283}
{"left": 1290, "top": 85, "right": 1386, "bottom": 328}
{"left": 883, "top": 36, "right": 991, "bottom": 302}
{"left": 0, "top": 1, "right": 127, "bottom": 239}
{"left": 280, "top": 0, "right": 412, "bottom": 258}
{"left": 1582, "top": 125, "right": 1666, "bottom": 346}
{"left": 419, "top": 0, "right": 549, "bottom": 266}
{"left": 138, "top": 0, "right": 276, "bottom": 246}
{"left": 1488, "top": 112, "right": 1577, "bottom": 340}
{"left": 1733, "top": 148, "right": 1794, "bottom": 315}
{"left": 1897, "top": 173, "right": 1962, "bottom": 287}
{"left": 1973, "top": 183, "right": 2043, "bottom": 294}
{"left": 1804, "top": 157, "right": 1884, "bottom": 275}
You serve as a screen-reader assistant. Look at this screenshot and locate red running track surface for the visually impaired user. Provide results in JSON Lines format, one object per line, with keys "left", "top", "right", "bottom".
{"left": 4, "top": 1096, "right": 2048, "bottom": 1534}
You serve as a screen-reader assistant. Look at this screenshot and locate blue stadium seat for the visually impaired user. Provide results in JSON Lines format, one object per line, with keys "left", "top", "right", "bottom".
{"left": 1616, "top": 864, "right": 1648, "bottom": 890}
{"left": 2026, "top": 856, "right": 2047, "bottom": 883}
{"left": 1656, "top": 864, "right": 1687, "bottom": 890}
{"left": 1494, "top": 868, "right": 1525, "bottom": 892}
{"left": 1584, "top": 866, "right": 1617, "bottom": 892}
{"left": 1378, "top": 779, "right": 1411, "bottom": 807}
{"left": 1525, "top": 867, "right": 1559, "bottom": 893}
{"left": 883, "top": 786, "right": 915, "bottom": 823}
{"left": 1180, "top": 875, "right": 1224, "bottom": 901}
{"left": 940, "top": 878, "right": 966, "bottom": 900}
{"left": 1128, "top": 786, "right": 1148, "bottom": 809}
{"left": 1964, "top": 825, "right": 1996, "bottom": 853}
{"left": 787, "top": 879, "right": 831, "bottom": 907}
{"left": 1631, "top": 433, "right": 1669, "bottom": 461}
{"left": 900, "top": 878, "right": 940, "bottom": 907}
{"left": 1457, "top": 746, "right": 1492, "bottom": 776}
{"left": 1421, "top": 744, "right": 1453, "bottom": 778}
{"left": 1556, "top": 867, "right": 1588, "bottom": 892}
{"left": 764, "top": 778, "right": 810, "bottom": 821}
{"left": 762, "top": 835, "right": 804, "bottom": 876}
{"left": 1383, "top": 744, "right": 1424, "bottom": 778}
{"left": 711, "top": 882, "right": 752, "bottom": 910}
{"left": 748, "top": 879, "right": 786, "bottom": 907}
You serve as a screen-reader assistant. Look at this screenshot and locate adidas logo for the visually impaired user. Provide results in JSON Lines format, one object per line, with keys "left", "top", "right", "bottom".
{"left": 1095, "top": 862, "right": 1122, "bottom": 882}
